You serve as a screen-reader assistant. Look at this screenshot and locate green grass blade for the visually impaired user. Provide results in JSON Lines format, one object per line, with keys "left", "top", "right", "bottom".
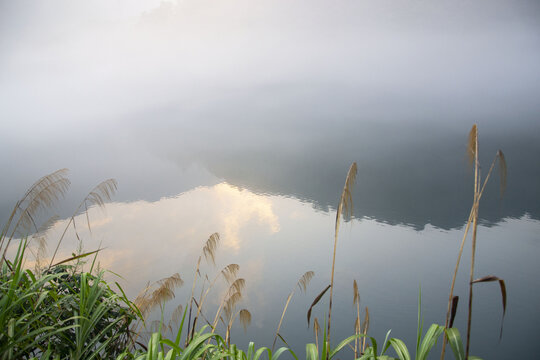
{"left": 417, "top": 324, "right": 443, "bottom": 360}
{"left": 389, "top": 338, "right": 410, "bottom": 360}
{"left": 445, "top": 328, "right": 465, "bottom": 360}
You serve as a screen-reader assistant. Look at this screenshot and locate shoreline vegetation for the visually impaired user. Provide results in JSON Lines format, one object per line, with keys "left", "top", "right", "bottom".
{"left": 0, "top": 125, "right": 506, "bottom": 360}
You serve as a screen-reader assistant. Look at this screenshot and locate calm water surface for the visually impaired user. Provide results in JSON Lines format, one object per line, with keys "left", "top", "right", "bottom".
{"left": 1, "top": 1, "right": 540, "bottom": 359}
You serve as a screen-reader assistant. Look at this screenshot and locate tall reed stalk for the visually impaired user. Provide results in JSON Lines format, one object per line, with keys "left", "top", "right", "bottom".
{"left": 327, "top": 162, "right": 357, "bottom": 357}
{"left": 440, "top": 125, "right": 507, "bottom": 360}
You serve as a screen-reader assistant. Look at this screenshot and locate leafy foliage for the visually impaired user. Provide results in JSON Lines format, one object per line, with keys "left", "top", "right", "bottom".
{"left": 0, "top": 241, "right": 137, "bottom": 359}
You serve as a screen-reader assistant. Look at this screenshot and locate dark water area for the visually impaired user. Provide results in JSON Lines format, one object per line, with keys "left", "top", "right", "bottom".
{"left": 1, "top": 1, "right": 540, "bottom": 359}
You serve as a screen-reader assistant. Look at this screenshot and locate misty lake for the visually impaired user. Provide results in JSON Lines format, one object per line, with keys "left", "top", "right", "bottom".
{"left": 1, "top": 1, "right": 540, "bottom": 359}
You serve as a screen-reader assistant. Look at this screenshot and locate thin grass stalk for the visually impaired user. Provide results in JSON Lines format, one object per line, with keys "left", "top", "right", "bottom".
{"left": 224, "top": 309, "right": 237, "bottom": 346}
{"left": 440, "top": 206, "right": 474, "bottom": 360}
{"left": 465, "top": 206, "right": 479, "bottom": 358}
{"left": 190, "top": 275, "right": 209, "bottom": 341}
{"left": 272, "top": 292, "right": 294, "bottom": 351}
{"left": 272, "top": 271, "right": 313, "bottom": 351}
{"left": 462, "top": 150, "right": 501, "bottom": 360}
{"left": 186, "top": 256, "right": 202, "bottom": 345}
{"left": 225, "top": 309, "right": 251, "bottom": 346}
{"left": 190, "top": 298, "right": 214, "bottom": 328}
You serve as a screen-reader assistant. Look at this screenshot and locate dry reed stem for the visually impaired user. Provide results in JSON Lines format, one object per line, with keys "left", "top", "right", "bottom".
{"left": 353, "top": 280, "right": 360, "bottom": 358}
{"left": 313, "top": 317, "right": 320, "bottom": 353}
{"left": 186, "top": 256, "right": 202, "bottom": 345}
{"left": 272, "top": 271, "right": 314, "bottom": 351}
{"left": 361, "top": 306, "right": 369, "bottom": 353}
{"left": 440, "top": 206, "right": 474, "bottom": 360}
{"left": 466, "top": 124, "right": 479, "bottom": 359}
{"left": 225, "top": 308, "right": 251, "bottom": 345}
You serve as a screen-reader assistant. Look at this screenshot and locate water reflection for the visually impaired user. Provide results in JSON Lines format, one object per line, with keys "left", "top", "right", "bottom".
{"left": 35, "top": 182, "right": 540, "bottom": 359}
{"left": 2, "top": 121, "right": 539, "bottom": 232}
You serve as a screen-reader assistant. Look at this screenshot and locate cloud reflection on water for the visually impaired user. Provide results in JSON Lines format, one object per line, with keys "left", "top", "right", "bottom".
{"left": 15, "top": 179, "right": 540, "bottom": 359}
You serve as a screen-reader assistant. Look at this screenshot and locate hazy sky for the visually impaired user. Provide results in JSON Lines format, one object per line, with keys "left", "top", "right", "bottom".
{"left": 1, "top": 0, "right": 539, "bottom": 140}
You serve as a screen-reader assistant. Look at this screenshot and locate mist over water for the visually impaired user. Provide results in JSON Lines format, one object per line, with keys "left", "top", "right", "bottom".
{"left": 1, "top": 1, "right": 540, "bottom": 358}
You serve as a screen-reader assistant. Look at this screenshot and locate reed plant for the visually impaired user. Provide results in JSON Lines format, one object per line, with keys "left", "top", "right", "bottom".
{"left": 440, "top": 125, "right": 507, "bottom": 360}
{"left": 324, "top": 162, "right": 357, "bottom": 357}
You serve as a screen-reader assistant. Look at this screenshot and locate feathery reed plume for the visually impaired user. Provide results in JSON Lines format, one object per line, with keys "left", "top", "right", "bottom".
{"left": 187, "top": 233, "right": 222, "bottom": 343}
{"left": 228, "top": 278, "right": 246, "bottom": 295}
{"left": 190, "top": 266, "right": 242, "bottom": 341}
{"left": 239, "top": 309, "right": 252, "bottom": 332}
{"left": 203, "top": 233, "right": 220, "bottom": 266}
{"left": 26, "top": 215, "right": 58, "bottom": 273}
{"left": 223, "top": 292, "right": 243, "bottom": 344}
{"left": 0, "top": 169, "right": 70, "bottom": 268}
{"left": 298, "top": 271, "right": 315, "bottom": 292}
{"left": 132, "top": 273, "right": 183, "bottom": 345}
{"left": 272, "top": 271, "right": 315, "bottom": 350}
{"left": 30, "top": 235, "right": 48, "bottom": 273}
{"left": 222, "top": 264, "right": 241, "bottom": 284}
{"left": 225, "top": 308, "right": 251, "bottom": 345}
{"left": 224, "top": 292, "right": 243, "bottom": 320}
{"left": 211, "top": 278, "right": 245, "bottom": 334}
{"left": 328, "top": 162, "right": 357, "bottom": 353}
{"left": 134, "top": 273, "right": 184, "bottom": 318}
{"left": 48, "top": 179, "right": 117, "bottom": 270}
{"left": 171, "top": 303, "right": 184, "bottom": 326}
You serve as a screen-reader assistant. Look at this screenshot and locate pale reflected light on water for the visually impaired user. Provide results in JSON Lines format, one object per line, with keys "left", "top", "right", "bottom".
{"left": 31, "top": 182, "right": 540, "bottom": 359}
